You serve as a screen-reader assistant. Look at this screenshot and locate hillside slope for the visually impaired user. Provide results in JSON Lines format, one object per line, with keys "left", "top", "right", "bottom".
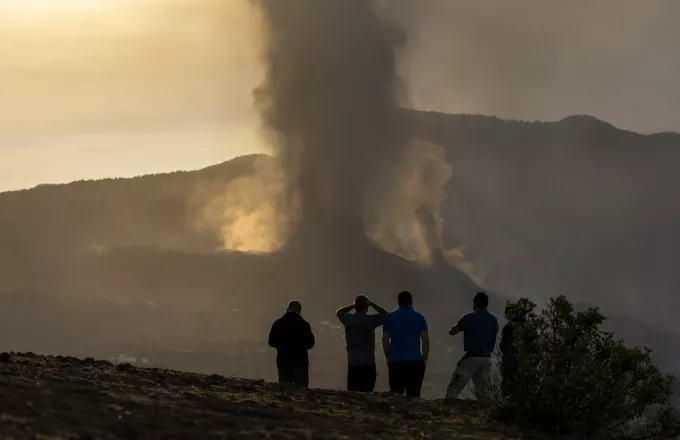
{"left": 0, "top": 353, "right": 518, "bottom": 440}
{"left": 3, "top": 111, "right": 680, "bottom": 320}
{"left": 1, "top": 110, "right": 680, "bottom": 391}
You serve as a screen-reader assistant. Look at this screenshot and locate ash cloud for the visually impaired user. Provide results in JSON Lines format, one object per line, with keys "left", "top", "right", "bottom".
{"left": 190, "top": 155, "right": 297, "bottom": 253}
{"left": 253, "top": 0, "right": 437, "bottom": 253}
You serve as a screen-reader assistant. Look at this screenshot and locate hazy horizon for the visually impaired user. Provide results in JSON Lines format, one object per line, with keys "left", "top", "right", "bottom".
{"left": 1, "top": 0, "right": 679, "bottom": 191}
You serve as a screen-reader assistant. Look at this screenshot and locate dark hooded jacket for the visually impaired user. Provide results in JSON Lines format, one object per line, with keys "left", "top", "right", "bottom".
{"left": 500, "top": 317, "right": 528, "bottom": 370}
{"left": 268, "top": 312, "right": 315, "bottom": 367}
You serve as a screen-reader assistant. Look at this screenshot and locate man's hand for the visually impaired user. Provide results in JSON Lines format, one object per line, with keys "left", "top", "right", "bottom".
{"left": 420, "top": 331, "right": 430, "bottom": 366}
{"left": 369, "top": 301, "right": 389, "bottom": 316}
{"left": 449, "top": 325, "right": 460, "bottom": 336}
{"left": 382, "top": 331, "right": 390, "bottom": 359}
{"left": 336, "top": 304, "right": 355, "bottom": 320}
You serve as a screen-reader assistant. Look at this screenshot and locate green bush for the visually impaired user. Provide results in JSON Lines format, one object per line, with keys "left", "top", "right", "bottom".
{"left": 486, "top": 296, "right": 679, "bottom": 439}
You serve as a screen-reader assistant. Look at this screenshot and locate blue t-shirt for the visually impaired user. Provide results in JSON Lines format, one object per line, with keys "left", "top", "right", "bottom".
{"left": 383, "top": 306, "right": 428, "bottom": 362}
{"left": 457, "top": 309, "right": 499, "bottom": 358}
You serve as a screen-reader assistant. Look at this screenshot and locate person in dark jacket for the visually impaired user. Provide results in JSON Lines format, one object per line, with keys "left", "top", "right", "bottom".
{"left": 446, "top": 292, "right": 499, "bottom": 400}
{"left": 499, "top": 303, "right": 530, "bottom": 397}
{"left": 268, "top": 300, "right": 315, "bottom": 387}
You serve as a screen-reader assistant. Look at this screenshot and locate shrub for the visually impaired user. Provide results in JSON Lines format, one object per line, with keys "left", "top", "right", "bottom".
{"left": 486, "top": 296, "right": 680, "bottom": 439}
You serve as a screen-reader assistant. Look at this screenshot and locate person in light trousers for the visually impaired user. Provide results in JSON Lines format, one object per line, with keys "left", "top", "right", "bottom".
{"left": 446, "top": 292, "right": 499, "bottom": 400}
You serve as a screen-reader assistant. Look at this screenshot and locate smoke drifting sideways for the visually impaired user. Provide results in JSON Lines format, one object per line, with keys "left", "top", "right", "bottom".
{"left": 196, "top": 0, "right": 460, "bottom": 269}
{"left": 191, "top": 155, "right": 295, "bottom": 253}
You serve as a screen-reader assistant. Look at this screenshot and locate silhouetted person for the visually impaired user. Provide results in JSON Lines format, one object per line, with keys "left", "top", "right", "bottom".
{"left": 336, "top": 294, "right": 388, "bottom": 392}
{"left": 500, "top": 303, "right": 533, "bottom": 397}
{"left": 382, "top": 291, "right": 429, "bottom": 398}
{"left": 446, "top": 292, "right": 499, "bottom": 400}
{"left": 268, "top": 300, "right": 315, "bottom": 388}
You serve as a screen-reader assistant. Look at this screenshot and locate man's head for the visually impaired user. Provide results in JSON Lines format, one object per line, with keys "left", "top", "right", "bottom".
{"left": 504, "top": 303, "right": 517, "bottom": 321}
{"left": 354, "top": 294, "right": 369, "bottom": 313}
{"left": 397, "top": 291, "right": 413, "bottom": 307}
{"left": 287, "top": 300, "right": 302, "bottom": 314}
{"left": 473, "top": 292, "right": 489, "bottom": 311}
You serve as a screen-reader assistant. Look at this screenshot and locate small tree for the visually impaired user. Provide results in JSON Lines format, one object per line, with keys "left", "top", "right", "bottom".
{"left": 487, "top": 296, "right": 679, "bottom": 439}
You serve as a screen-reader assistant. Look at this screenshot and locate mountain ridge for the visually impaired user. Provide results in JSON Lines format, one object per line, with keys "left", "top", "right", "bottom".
{"left": 3, "top": 112, "right": 678, "bottom": 195}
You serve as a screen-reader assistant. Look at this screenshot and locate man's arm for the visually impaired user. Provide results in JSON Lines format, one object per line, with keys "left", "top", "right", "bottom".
{"left": 268, "top": 322, "right": 280, "bottom": 348}
{"left": 336, "top": 304, "right": 354, "bottom": 320}
{"left": 382, "top": 331, "right": 390, "bottom": 359}
{"left": 419, "top": 314, "right": 430, "bottom": 363}
{"left": 488, "top": 321, "right": 499, "bottom": 354}
{"left": 449, "top": 315, "right": 467, "bottom": 336}
{"left": 421, "top": 331, "right": 430, "bottom": 363}
{"left": 368, "top": 301, "right": 388, "bottom": 317}
{"left": 305, "top": 322, "right": 315, "bottom": 350}
{"left": 499, "top": 323, "right": 512, "bottom": 355}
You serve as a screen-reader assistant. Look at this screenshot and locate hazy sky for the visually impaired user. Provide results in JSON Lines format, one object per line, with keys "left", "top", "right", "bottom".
{"left": 397, "top": 0, "right": 680, "bottom": 132}
{"left": 0, "top": 0, "right": 266, "bottom": 191}
{"left": 1, "top": 0, "right": 679, "bottom": 191}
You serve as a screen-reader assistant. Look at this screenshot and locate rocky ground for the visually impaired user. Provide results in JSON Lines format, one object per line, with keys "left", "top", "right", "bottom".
{"left": 0, "top": 352, "right": 526, "bottom": 440}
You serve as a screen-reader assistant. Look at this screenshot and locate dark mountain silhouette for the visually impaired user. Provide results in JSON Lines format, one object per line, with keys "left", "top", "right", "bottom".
{"left": 409, "top": 110, "right": 680, "bottom": 320}
{"left": 1, "top": 110, "right": 679, "bottom": 391}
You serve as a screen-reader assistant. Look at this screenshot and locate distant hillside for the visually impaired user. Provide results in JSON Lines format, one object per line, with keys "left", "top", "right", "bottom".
{"left": 407, "top": 110, "right": 680, "bottom": 328}
{"left": 1, "top": 110, "right": 680, "bottom": 388}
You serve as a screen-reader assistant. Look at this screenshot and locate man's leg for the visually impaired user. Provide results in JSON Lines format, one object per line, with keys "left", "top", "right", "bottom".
{"left": 470, "top": 358, "right": 492, "bottom": 400}
{"left": 500, "top": 361, "right": 515, "bottom": 398}
{"left": 388, "top": 362, "right": 406, "bottom": 395}
{"left": 355, "top": 364, "right": 377, "bottom": 392}
{"left": 294, "top": 365, "right": 309, "bottom": 388}
{"left": 347, "top": 365, "right": 360, "bottom": 391}
{"left": 278, "top": 364, "right": 296, "bottom": 391}
{"left": 365, "top": 364, "right": 377, "bottom": 392}
{"left": 278, "top": 364, "right": 294, "bottom": 386}
{"left": 446, "top": 357, "right": 475, "bottom": 399}
{"left": 405, "top": 361, "right": 426, "bottom": 398}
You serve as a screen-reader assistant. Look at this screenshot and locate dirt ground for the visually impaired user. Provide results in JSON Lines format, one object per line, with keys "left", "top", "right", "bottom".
{"left": 0, "top": 352, "right": 520, "bottom": 440}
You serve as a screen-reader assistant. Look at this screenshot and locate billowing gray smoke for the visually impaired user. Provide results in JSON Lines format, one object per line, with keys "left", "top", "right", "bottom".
{"left": 254, "top": 0, "right": 412, "bottom": 244}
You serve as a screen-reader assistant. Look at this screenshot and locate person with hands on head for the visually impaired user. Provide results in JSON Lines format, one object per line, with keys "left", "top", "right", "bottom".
{"left": 336, "top": 294, "right": 388, "bottom": 392}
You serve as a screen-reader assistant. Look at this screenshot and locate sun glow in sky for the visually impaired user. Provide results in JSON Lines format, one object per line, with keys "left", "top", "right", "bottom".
{"left": 0, "top": 0, "right": 268, "bottom": 192}
{"left": 0, "top": 0, "right": 116, "bottom": 16}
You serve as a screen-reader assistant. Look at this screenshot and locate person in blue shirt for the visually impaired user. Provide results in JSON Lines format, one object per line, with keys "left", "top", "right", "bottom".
{"left": 382, "top": 291, "right": 430, "bottom": 398}
{"left": 446, "top": 292, "right": 499, "bottom": 400}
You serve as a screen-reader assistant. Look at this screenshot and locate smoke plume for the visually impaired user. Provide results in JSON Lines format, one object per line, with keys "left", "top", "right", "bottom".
{"left": 190, "top": 155, "right": 298, "bottom": 253}
{"left": 191, "top": 0, "right": 468, "bottom": 269}
{"left": 253, "top": 0, "right": 422, "bottom": 249}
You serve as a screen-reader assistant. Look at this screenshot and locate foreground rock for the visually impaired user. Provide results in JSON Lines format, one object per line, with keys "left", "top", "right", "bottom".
{"left": 0, "top": 352, "right": 523, "bottom": 439}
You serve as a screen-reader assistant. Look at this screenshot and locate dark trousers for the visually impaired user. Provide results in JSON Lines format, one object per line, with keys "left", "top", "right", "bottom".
{"left": 277, "top": 364, "right": 309, "bottom": 388}
{"left": 388, "top": 361, "right": 426, "bottom": 398}
{"left": 500, "top": 361, "right": 517, "bottom": 397}
{"left": 347, "top": 364, "right": 377, "bottom": 392}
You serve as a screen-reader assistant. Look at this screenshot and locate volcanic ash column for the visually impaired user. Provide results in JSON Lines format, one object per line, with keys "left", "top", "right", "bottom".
{"left": 254, "top": 0, "right": 411, "bottom": 250}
